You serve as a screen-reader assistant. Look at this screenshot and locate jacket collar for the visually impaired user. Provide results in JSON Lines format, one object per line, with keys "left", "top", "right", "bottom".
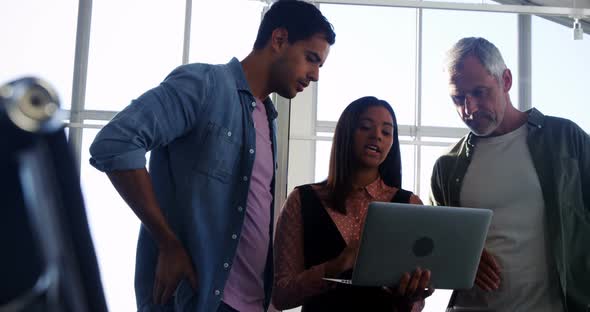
{"left": 226, "top": 57, "right": 278, "bottom": 120}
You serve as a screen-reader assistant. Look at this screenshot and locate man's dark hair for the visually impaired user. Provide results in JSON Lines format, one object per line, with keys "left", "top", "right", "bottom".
{"left": 253, "top": 0, "right": 336, "bottom": 50}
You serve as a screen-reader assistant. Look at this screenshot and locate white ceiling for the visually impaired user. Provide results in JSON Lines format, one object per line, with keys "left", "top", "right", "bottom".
{"left": 498, "top": 0, "right": 590, "bottom": 32}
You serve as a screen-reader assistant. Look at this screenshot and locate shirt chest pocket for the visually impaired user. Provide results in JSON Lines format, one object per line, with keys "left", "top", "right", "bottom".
{"left": 193, "top": 121, "right": 242, "bottom": 183}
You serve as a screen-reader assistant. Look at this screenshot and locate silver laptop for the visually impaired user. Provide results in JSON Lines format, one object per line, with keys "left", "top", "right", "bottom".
{"left": 324, "top": 202, "right": 492, "bottom": 290}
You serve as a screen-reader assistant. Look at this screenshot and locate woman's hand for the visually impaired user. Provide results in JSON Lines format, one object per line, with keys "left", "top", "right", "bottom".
{"left": 384, "top": 268, "right": 435, "bottom": 311}
{"left": 324, "top": 239, "right": 360, "bottom": 277}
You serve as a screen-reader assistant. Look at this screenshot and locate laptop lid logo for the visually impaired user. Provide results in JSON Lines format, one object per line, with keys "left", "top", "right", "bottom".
{"left": 412, "top": 237, "right": 434, "bottom": 257}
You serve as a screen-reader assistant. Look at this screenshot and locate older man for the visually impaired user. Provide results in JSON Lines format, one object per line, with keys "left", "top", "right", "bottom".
{"left": 430, "top": 37, "right": 589, "bottom": 311}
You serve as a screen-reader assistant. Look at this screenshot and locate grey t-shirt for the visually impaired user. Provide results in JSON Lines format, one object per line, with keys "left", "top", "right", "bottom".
{"left": 455, "top": 125, "right": 563, "bottom": 311}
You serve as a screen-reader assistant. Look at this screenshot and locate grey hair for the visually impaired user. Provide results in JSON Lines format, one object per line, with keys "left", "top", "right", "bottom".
{"left": 445, "top": 37, "right": 507, "bottom": 84}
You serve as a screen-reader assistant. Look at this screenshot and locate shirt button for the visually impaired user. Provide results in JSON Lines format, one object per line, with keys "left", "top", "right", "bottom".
{"left": 232, "top": 234, "right": 237, "bottom": 239}
{"left": 242, "top": 176, "right": 248, "bottom": 181}
{"left": 214, "top": 289, "right": 221, "bottom": 296}
{"left": 456, "top": 178, "right": 460, "bottom": 182}
{"left": 249, "top": 148, "right": 254, "bottom": 154}
{"left": 223, "top": 262, "right": 230, "bottom": 269}
{"left": 251, "top": 101, "right": 256, "bottom": 107}
{"left": 237, "top": 206, "right": 243, "bottom": 212}
{"left": 227, "top": 131, "right": 232, "bottom": 137}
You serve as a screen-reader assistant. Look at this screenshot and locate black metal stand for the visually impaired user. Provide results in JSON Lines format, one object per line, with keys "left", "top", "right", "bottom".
{"left": 0, "top": 78, "right": 108, "bottom": 312}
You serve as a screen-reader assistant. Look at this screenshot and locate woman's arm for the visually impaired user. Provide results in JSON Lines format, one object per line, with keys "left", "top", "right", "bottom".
{"left": 272, "top": 189, "right": 335, "bottom": 310}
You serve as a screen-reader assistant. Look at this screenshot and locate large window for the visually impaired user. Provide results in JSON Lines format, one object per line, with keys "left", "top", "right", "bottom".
{"left": 85, "top": 1, "right": 185, "bottom": 111}
{"left": 7, "top": 1, "right": 589, "bottom": 312}
{"left": 421, "top": 9, "right": 519, "bottom": 128}
{"left": 317, "top": 4, "right": 418, "bottom": 126}
{"left": 0, "top": 0, "right": 78, "bottom": 109}
{"left": 189, "top": 0, "right": 266, "bottom": 64}
{"left": 532, "top": 16, "right": 590, "bottom": 131}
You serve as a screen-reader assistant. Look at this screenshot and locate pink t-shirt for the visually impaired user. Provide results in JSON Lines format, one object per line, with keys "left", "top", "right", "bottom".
{"left": 222, "top": 98, "right": 273, "bottom": 311}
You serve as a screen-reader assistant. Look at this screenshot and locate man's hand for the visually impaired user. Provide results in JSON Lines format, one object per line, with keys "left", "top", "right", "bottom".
{"left": 105, "top": 169, "right": 199, "bottom": 304}
{"left": 475, "top": 248, "right": 501, "bottom": 291}
{"left": 153, "top": 240, "right": 198, "bottom": 304}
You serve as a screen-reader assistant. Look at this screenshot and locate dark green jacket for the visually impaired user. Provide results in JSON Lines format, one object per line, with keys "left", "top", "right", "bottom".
{"left": 429, "top": 108, "right": 590, "bottom": 311}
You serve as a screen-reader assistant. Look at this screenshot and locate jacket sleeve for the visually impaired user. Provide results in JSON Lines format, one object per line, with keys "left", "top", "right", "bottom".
{"left": 428, "top": 158, "right": 445, "bottom": 206}
{"left": 572, "top": 122, "right": 590, "bottom": 214}
{"left": 89, "top": 65, "right": 211, "bottom": 172}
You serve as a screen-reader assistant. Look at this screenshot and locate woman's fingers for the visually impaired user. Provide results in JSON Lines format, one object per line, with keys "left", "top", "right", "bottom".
{"left": 397, "top": 272, "right": 411, "bottom": 296}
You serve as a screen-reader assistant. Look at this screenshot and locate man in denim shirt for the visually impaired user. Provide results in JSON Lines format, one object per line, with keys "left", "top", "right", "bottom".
{"left": 89, "top": 1, "right": 335, "bottom": 311}
{"left": 430, "top": 37, "right": 589, "bottom": 311}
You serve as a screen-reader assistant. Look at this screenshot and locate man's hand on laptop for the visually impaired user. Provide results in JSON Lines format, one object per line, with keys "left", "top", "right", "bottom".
{"left": 475, "top": 248, "right": 501, "bottom": 291}
{"left": 325, "top": 239, "right": 360, "bottom": 277}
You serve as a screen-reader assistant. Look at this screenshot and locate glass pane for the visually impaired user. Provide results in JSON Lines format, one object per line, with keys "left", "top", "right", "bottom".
{"left": 422, "top": 136, "right": 466, "bottom": 144}
{"left": 85, "top": 0, "right": 185, "bottom": 111}
{"left": 0, "top": 0, "right": 78, "bottom": 109}
{"left": 189, "top": 0, "right": 265, "bottom": 64}
{"left": 317, "top": 4, "right": 417, "bottom": 125}
{"left": 315, "top": 139, "right": 332, "bottom": 182}
{"left": 419, "top": 145, "right": 452, "bottom": 201}
{"left": 532, "top": 16, "right": 590, "bottom": 131}
{"left": 81, "top": 129, "right": 143, "bottom": 311}
{"left": 401, "top": 144, "right": 416, "bottom": 192}
{"left": 421, "top": 9, "right": 518, "bottom": 127}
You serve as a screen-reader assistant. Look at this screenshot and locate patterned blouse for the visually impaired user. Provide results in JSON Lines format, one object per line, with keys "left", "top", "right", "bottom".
{"left": 272, "top": 177, "right": 424, "bottom": 311}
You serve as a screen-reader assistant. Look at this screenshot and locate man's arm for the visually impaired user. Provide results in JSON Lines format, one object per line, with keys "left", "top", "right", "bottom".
{"left": 89, "top": 65, "right": 211, "bottom": 304}
{"left": 106, "top": 168, "right": 198, "bottom": 304}
{"left": 89, "top": 65, "right": 210, "bottom": 173}
{"left": 107, "top": 169, "right": 176, "bottom": 249}
{"left": 574, "top": 123, "right": 590, "bottom": 214}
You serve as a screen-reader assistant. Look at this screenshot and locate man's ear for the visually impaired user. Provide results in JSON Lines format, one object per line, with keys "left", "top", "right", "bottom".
{"left": 270, "top": 28, "right": 289, "bottom": 52}
{"left": 501, "top": 68, "right": 512, "bottom": 92}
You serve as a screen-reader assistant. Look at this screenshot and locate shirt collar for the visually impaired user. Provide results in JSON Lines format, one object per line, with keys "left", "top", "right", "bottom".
{"left": 226, "top": 57, "right": 278, "bottom": 120}
{"left": 362, "top": 177, "right": 386, "bottom": 199}
{"left": 525, "top": 107, "right": 545, "bottom": 129}
{"left": 227, "top": 57, "right": 250, "bottom": 92}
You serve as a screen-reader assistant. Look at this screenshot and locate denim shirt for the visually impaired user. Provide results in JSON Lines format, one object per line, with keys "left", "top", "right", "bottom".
{"left": 89, "top": 58, "right": 278, "bottom": 312}
{"left": 429, "top": 108, "right": 590, "bottom": 311}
